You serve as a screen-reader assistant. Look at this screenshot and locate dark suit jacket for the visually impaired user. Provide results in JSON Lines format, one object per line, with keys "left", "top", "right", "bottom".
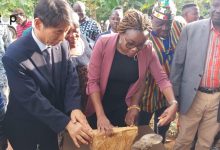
{"left": 3, "top": 32, "right": 81, "bottom": 133}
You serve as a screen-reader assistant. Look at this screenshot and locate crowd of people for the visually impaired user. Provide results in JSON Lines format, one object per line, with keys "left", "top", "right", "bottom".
{"left": 0, "top": 0, "right": 219, "bottom": 149}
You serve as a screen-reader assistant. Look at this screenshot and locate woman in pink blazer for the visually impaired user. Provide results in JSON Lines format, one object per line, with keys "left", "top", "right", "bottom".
{"left": 86, "top": 9, "right": 178, "bottom": 134}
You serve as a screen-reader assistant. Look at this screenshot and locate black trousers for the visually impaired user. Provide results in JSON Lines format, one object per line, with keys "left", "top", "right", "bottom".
{"left": 138, "top": 107, "right": 170, "bottom": 143}
{"left": 4, "top": 117, "right": 59, "bottom": 150}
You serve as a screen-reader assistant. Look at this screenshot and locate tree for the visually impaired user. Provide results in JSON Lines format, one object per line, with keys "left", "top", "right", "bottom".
{"left": 1, "top": 0, "right": 211, "bottom": 23}
{"left": 174, "top": 0, "right": 211, "bottom": 17}
{"left": 0, "top": 0, "right": 37, "bottom": 18}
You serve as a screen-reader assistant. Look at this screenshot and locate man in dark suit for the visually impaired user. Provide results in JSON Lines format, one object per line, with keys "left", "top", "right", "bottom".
{"left": 2, "top": 0, "right": 92, "bottom": 150}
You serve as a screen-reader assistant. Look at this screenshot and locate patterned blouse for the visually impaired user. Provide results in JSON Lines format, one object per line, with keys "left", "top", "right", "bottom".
{"left": 0, "top": 25, "right": 12, "bottom": 108}
{"left": 0, "top": 25, "right": 11, "bottom": 86}
{"left": 141, "top": 17, "right": 186, "bottom": 112}
{"left": 80, "top": 17, "right": 102, "bottom": 41}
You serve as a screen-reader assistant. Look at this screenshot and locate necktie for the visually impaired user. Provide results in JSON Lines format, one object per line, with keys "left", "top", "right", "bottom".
{"left": 42, "top": 47, "right": 52, "bottom": 72}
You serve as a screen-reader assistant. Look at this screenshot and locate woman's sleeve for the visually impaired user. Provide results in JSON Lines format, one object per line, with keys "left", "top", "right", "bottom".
{"left": 86, "top": 38, "right": 104, "bottom": 95}
{"left": 148, "top": 49, "right": 172, "bottom": 91}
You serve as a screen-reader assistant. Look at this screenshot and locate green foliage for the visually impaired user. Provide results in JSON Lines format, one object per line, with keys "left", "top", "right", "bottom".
{"left": 68, "top": 0, "right": 154, "bottom": 21}
{"left": 174, "top": 0, "right": 211, "bottom": 18}
{"left": 96, "top": 0, "right": 120, "bottom": 21}
{"left": 0, "top": 0, "right": 212, "bottom": 22}
{"left": 0, "top": 0, "right": 37, "bottom": 18}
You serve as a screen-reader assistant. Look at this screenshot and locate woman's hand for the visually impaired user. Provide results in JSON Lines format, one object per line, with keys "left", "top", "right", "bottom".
{"left": 158, "top": 103, "right": 178, "bottom": 126}
{"left": 97, "top": 115, "right": 114, "bottom": 135}
{"left": 125, "top": 108, "right": 139, "bottom": 126}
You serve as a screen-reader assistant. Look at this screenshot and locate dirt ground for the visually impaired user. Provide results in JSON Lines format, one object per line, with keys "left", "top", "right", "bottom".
{"left": 6, "top": 117, "right": 178, "bottom": 150}
{"left": 6, "top": 131, "right": 177, "bottom": 150}
{"left": 6, "top": 112, "right": 179, "bottom": 150}
{"left": 6, "top": 138, "right": 176, "bottom": 150}
{"left": 6, "top": 114, "right": 220, "bottom": 150}
{"left": 154, "top": 115, "right": 178, "bottom": 150}
{"left": 165, "top": 140, "right": 175, "bottom": 150}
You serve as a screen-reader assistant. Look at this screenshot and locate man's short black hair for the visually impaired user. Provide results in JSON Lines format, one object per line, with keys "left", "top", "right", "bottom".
{"left": 113, "top": 6, "right": 123, "bottom": 11}
{"left": 111, "top": 6, "right": 123, "bottom": 16}
{"left": 34, "top": 0, "right": 73, "bottom": 27}
{"left": 182, "top": 3, "right": 197, "bottom": 11}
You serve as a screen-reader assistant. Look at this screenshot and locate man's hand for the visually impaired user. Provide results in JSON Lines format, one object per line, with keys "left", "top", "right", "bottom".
{"left": 66, "top": 121, "right": 93, "bottom": 148}
{"left": 158, "top": 103, "right": 178, "bottom": 126}
{"left": 71, "top": 109, "right": 92, "bottom": 130}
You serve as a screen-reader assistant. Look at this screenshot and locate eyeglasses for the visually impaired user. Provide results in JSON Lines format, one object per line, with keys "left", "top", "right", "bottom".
{"left": 124, "top": 37, "right": 147, "bottom": 51}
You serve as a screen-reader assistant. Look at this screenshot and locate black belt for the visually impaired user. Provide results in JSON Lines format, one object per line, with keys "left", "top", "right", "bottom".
{"left": 198, "top": 87, "right": 220, "bottom": 94}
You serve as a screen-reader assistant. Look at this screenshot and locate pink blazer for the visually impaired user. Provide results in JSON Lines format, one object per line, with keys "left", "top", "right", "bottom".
{"left": 85, "top": 33, "right": 171, "bottom": 116}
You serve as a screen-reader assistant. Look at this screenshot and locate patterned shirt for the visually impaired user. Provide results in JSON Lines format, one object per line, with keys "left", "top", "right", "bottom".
{"left": 0, "top": 25, "right": 12, "bottom": 108}
{"left": 141, "top": 17, "right": 186, "bottom": 112}
{"left": 200, "top": 23, "right": 220, "bottom": 88}
{"left": 0, "top": 25, "right": 12, "bottom": 52}
{"left": 16, "top": 20, "right": 32, "bottom": 38}
{"left": 80, "top": 17, "right": 101, "bottom": 41}
{"left": 0, "top": 25, "right": 11, "bottom": 82}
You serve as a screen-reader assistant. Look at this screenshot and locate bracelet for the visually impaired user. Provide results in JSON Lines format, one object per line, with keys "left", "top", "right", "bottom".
{"left": 127, "top": 105, "right": 141, "bottom": 112}
{"left": 168, "top": 100, "right": 178, "bottom": 106}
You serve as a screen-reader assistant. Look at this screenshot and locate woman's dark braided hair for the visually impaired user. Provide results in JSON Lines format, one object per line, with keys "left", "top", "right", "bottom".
{"left": 117, "top": 9, "right": 152, "bottom": 34}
